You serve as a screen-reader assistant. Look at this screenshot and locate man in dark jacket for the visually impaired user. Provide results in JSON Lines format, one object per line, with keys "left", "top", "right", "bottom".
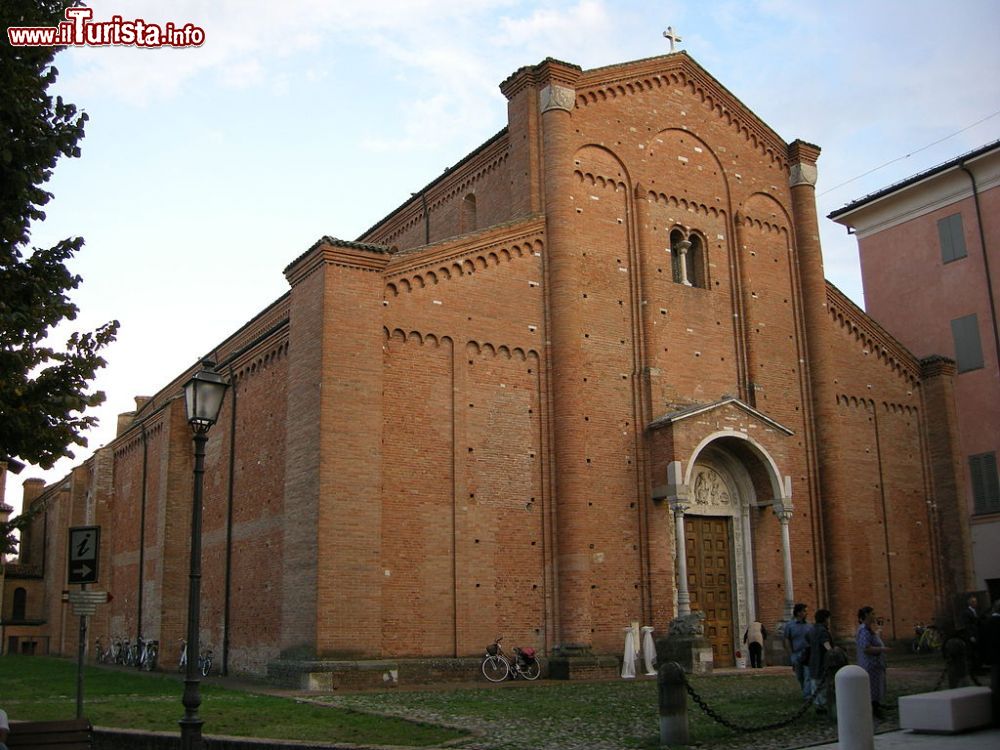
{"left": 808, "top": 609, "right": 834, "bottom": 714}
{"left": 961, "top": 594, "right": 982, "bottom": 674}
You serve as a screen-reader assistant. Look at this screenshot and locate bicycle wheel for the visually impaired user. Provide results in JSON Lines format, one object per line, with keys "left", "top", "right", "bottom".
{"left": 201, "top": 654, "right": 213, "bottom": 677}
{"left": 482, "top": 655, "right": 509, "bottom": 682}
{"left": 521, "top": 660, "right": 541, "bottom": 680}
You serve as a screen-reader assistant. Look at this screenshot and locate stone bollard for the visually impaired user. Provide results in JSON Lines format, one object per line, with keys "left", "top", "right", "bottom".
{"left": 835, "top": 665, "right": 873, "bottom": 750}
{"left": 658, "top": 661, "right": 688, "bottom": 745}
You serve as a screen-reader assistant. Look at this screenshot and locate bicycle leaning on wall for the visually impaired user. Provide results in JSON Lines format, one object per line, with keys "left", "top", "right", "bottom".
{"left": 178, "top": 638, "right": 214, "bottom": 676}
{"left": 912, "top": 622, "right": 943, "bottom": 653}
{"left": 480, "top": 636, "right": 541, "bottom": 682}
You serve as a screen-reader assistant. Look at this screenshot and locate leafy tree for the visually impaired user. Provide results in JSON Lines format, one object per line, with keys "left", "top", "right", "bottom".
{"left": 1, "top": 0, "right": 119, "bottom": 479}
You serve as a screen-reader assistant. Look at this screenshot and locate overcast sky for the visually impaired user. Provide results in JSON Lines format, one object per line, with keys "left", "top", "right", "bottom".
{"left": 6, "top": 0, "right": 1000, "bottom": 516}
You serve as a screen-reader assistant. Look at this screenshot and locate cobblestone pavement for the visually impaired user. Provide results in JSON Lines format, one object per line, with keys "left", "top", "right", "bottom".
{"left": 303, "top": 666, "right": 946, "bottom": 750}
{"left": 311, "top": 688, "right": 857, "bottom": 750}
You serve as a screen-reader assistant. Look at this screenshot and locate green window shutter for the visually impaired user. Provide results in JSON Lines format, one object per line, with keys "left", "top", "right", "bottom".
{"left": 939, "top": 213, "right": 967, "bottom": 263}
{"left": 951, "top": 314, "right": 984, "bottom": 372}
{"left": 970, "top": 453, "right": 1000, "bottom": 514}
{"left": 939, "top": 216, "right": 955, "bottom": 262}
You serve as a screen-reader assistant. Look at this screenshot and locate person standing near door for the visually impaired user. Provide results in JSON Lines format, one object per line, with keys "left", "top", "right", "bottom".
{"left": 743, "top": 619, "right": 767, "bottom": 668}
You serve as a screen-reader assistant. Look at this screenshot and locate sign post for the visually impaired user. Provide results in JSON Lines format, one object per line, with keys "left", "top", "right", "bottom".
{"left": 68, "top": 526, "right": 102, "bottom": 719}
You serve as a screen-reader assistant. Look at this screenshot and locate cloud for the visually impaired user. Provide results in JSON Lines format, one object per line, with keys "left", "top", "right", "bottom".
{"left": 57, "top": 0, "right": 520, "bottom": 105}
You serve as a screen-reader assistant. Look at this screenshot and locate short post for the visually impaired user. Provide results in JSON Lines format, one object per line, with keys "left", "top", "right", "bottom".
{"left": 658, "top": 661, "right": 688, "bottom": 745}
{"left": 835, "top": 665, "right": 873, "bottom": 750}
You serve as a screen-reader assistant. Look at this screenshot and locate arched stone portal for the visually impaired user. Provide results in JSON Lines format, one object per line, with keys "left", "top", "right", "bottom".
{"left": 682, "top": 448, "right": 761, "bottom": 666}
{"left": 650, "top": 398, "right": 795, "bottom": 668}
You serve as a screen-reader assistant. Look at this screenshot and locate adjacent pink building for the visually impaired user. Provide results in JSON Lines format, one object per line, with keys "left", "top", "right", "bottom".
{"left": 830, "top": 141, "right": 1000, "bottom": 602}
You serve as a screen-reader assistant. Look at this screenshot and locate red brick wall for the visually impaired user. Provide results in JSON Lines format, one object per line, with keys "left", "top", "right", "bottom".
{"left": 380, "top": 223, "right": 549, "bottom": 657}
{"left": 820, "top": 291, "right": 943, "bottom": 640}
{"left": 197, "top": 340, "right": 289, "bottom": 673}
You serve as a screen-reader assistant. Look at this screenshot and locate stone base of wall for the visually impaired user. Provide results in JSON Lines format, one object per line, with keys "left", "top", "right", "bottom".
{"left": 545, "top": 654, "right": 620, "bottom": 680}
{"left": 268, "top": 656, "right": 493, "bottom": 689}
{"left": 265, "top": 653, "right": 629, "bottom": 688}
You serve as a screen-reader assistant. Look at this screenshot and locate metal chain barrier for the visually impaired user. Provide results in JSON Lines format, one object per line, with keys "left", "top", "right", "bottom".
{"left": 681, "top": 644, "right": 974, "bottom": 735}
{"left": 681, "top": 669, "right": 830, "bottom": 733}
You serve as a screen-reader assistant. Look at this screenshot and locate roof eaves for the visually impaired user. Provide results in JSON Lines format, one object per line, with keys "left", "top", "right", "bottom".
{"left": 829, "top": 139, "right": 1000, "bottom": 221}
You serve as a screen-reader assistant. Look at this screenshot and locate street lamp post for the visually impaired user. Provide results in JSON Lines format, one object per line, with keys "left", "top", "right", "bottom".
{"left": 180, "top": 361, "right": 228, "bottom": 750}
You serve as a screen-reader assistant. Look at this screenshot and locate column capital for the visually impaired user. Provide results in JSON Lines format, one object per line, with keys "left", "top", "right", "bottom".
{"left": 789, "top": 163, "right": 818, "bottom": 188}
{"left": 773, "top": 504, "right": 793, "bottom": 523}
{"left": 539, "top": 83, "right": 576, "bottom": 114}
{"left": 787, "top": 139, "right": 821, "bottom": 188}
{"left": 669, "top": 499, "right": 690, "bottom": 517}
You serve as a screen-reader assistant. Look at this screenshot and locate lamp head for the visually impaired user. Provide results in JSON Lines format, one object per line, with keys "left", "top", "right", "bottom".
{"left": 183, "top": 360, "right": 228, "bottom": 434}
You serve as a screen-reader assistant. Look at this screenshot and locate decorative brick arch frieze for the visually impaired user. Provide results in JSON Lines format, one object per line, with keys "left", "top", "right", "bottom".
{"left": 735, "top": 212, "right": 791, "bottom": 238}
{"left": 834, "top": 393, "right": 919, "bottom": 419}
{"left": 464, "top": 339, "right": 539, "bottom": 364}
{"left": 384, "top": 234, "right": 544, "bottom": 298}
{"left": 827, "top": 285, "right": 922, "bottom": 387}
{"left": 573, "top": 143, "right": 633, "bottom": 191}
{"left": 112, "top": 417, "right": 165, "bottom": 460}
{"left": 383, "top": 327, "right": 455, "bottom": 350}
{"left": 641, "top": 188, "right": 727, "bottom": 221}
{"left": 231, "top": 339, "right": 290, "bottom": 384}
{"left": 737, "top": 191, "right": 793, "bottom": 235}
{"left": 574, "top": 170, "right": 627, "bottom": 192}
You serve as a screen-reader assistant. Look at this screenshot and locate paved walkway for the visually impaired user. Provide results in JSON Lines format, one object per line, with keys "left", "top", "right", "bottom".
{"left": 802, "top": 725, "right": 1000, "bottom": 749}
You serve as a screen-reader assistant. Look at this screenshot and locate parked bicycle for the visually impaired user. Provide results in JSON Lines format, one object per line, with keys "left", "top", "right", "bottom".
{"left": 912, "top": 623, "right": 942, "bottom": 653}
{"left": 136, "top": 636, "right": 159, "bottom": 671}
{"left": 481, "top": 637, "right": 540, "bottom": 682}
{"left": 178, "top": 638, "right": 214, "bottom": 676}
{"left": 117, "top": 638, "right": 133, "bottom": 666}
{"left": 95, "top": 635, "right": 126, "bottom": 665}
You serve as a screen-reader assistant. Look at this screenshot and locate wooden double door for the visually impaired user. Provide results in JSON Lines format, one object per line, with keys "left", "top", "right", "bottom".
{"left": 684, "top": 515, "right": 735, "bottom": 666}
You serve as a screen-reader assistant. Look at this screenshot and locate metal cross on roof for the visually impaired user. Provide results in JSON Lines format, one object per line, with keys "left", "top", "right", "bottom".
{"left": 663, "top": 26, "right": 683, "bottom": 52}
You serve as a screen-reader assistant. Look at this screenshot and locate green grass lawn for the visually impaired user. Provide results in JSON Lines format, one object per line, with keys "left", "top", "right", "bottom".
{"left": 0, "top": 655, "right": 466, "bottom": 746}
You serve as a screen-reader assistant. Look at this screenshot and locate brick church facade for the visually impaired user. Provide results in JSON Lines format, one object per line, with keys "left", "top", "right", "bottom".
{"left": 3, "top": 52, "right": 972, "bottom": 675}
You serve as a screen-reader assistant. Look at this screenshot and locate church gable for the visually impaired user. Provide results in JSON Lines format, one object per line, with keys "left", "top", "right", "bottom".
{"left": 574, "top": 53, "right": 787, "bottom": 170}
